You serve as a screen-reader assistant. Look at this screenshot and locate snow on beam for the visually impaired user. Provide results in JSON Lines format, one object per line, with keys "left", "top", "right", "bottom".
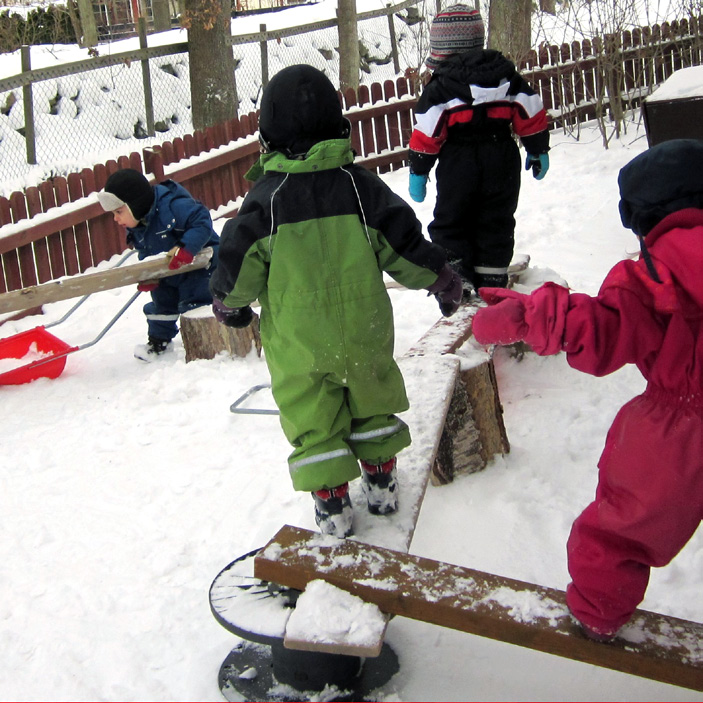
{"left": 255, "top": 524, "right": 703, "bottom": 693}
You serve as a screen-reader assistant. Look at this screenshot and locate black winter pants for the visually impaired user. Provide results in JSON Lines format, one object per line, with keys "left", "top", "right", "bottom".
{"left": 429, "top": 137, "right": 521, "bottom": 287}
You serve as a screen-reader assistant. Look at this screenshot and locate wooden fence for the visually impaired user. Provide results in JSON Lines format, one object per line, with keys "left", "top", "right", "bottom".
{"left": 0, "top": 78, "right": 417, "bottom": 299}
{"left": 1, "top": 15, "right": 702, "bottom": 301}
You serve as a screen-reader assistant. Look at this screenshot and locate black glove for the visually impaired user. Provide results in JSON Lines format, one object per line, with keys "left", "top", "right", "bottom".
{"left": 212, "top": 298, "right": 254, "bottom": 328}
{"left": 426, "top": 263, "right": 464, "bottom": 317}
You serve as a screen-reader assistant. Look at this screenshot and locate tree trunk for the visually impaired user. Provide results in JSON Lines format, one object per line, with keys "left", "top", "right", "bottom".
{"left": 337, "top": 0, "right": 359, "bottom": 94}
{"left": 183, "top": 0, "right": 238, "bottom": 131}
{"left": 487, "top": 0, "right": 531, "bottom": 64}
{"left": 152, "top": 0, "right": 172, "bottom": 32}
{"left": 539, "top": 0, "right": 556, "bottom": 15}
{"left": 75, "top": 0, "right": 98, "bottom": 47}
{"left": 65, "top": 0, "right": 84, "bottom": 46}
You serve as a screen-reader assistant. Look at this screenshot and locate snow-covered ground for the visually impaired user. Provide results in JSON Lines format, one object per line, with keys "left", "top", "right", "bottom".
{"left": 2, "top": 116, "right": 702, "bottom": 700}
{"left": 2, "top": 0, "right": 702, "bottom": 700}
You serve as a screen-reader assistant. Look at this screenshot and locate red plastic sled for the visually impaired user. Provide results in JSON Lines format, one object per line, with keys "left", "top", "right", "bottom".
{"left": 0, "top": 327, "right": 78, "bottom": 385}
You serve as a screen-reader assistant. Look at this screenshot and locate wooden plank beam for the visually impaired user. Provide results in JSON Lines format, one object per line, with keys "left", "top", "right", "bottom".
{"left": 0, "top": 247, "right": 213, "bottom": 315}
{"left": 255, "top": 524, "right": 703, "bottom": 693}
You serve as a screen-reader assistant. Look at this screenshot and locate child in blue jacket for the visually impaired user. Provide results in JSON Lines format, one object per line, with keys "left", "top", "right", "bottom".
{"left": 98, "top": 169, "right": 219, "bottom": 360}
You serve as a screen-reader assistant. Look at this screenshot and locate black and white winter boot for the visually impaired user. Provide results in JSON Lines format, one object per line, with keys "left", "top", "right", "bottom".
{"left": 134, "top": 336, "right": 170, "bottom": 362}
{"left": 312, "top": 483, "right": 353, "bottom": 538}
{"left": 360, "top": 458, "right": 398, "bottom": 515}
{"left": 472, "top": 271, "right": 509, "bottom": 290}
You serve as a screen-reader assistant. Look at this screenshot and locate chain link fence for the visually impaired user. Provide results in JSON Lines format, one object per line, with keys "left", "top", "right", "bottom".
{"left": 0, "top": 0, "right": 426, "bottom": 191}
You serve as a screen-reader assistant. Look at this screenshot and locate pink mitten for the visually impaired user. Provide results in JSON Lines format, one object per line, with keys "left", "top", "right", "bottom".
{"left": 473, "top": 288, "right": 528, "bottom": 345}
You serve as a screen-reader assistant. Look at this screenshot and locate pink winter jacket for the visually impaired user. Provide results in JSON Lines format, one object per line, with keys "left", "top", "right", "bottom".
{"left": 512, "top": 208, "right": 703, "bottom": 395}
{"left": 474, "top": 208, "right": 703, "bottom": 633}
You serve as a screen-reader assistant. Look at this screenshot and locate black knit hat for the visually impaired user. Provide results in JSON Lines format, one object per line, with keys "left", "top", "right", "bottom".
{"left": 426, "top": 5, "right": 485, "bottom": 70}
{"left": 618, "top": 139, "right": 703, "bottom": 237}
{"left": 258, "top": 64, "right": 346, "bottom": 157}
{"left": 98, "top": 169, "right": 155, "bottom": 221}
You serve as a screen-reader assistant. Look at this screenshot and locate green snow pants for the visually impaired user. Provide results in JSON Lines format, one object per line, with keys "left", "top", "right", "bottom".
{"left": 269, "top": 363, "right": 411, "bottom": 492}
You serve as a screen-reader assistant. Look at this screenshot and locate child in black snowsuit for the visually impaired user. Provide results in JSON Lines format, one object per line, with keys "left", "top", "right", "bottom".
{"left": 408, "top": 5, "right": 550, "bottom": 294}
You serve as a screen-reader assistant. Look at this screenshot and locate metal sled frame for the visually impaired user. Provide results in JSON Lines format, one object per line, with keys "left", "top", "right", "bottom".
{"left": 230, "top": 383, "right": 279, "bottom": 415}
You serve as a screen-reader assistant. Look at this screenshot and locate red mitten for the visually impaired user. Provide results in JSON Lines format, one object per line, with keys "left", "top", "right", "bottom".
{"left": 167, "top": 247, "right": 195, "bottom": 270}
{"left": 473, "top": 288, "right": 528, "bottom": 345}
{"left": 137, "top": 279, "right": 159, "bottom": 292}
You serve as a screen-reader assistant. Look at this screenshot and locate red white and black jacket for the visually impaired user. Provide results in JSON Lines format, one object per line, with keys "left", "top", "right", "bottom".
{"left": 409, "top": 49, "right": 550, "bottom": 175}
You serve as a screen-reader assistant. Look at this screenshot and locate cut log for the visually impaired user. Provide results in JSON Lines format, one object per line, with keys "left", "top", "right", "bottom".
{"left": 406, "top": 305, "right": 509, "bottom": 484}
{"left": 180, "top": 306, "right": 262, "bottom": 361}
{"left": 255, "top": 524, "right": 703, "bottom": 693}
{"left": 0, "top": 247, "right": 213, "bottom": 315}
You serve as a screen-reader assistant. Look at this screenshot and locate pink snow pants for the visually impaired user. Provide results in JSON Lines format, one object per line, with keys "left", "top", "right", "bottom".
{"left": 566, "top": 386, "right": 703, "bottom": 635}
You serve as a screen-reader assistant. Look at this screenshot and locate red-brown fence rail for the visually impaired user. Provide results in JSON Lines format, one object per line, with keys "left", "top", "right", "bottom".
{"left": 1, "top": 16, "right": 702, "bottom": 300}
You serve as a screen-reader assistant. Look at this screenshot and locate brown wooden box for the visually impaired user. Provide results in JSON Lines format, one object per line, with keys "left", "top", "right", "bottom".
{"left": 642, "top": 66, "right": 703, "bottom": 146}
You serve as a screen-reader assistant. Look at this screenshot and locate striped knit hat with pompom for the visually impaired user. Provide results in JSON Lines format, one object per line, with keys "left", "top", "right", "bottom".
{"left": 426, "top": 5, "right": 485, "bottom": 70}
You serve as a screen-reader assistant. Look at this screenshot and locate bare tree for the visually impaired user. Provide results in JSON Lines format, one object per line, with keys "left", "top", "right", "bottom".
{"left": 181, "top": 0, "right": 238, "bottom": 131}
{"left": 75, "top": 0, "right": 98, "bottom": 47}
{"left": 530, "top": 0, "right": 703, "bottom": 147}
{"left": 338, "top": 0, "right": 359, "bottom": 93}
{"left": 487, "top": 0, "right": 531, "bottom": 62}
{"left": 152, "top": 0, "right": 172, "bottom": 32}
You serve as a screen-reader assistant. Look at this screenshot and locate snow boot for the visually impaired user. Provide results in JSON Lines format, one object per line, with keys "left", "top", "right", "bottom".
{"left": 360, "top": 458, "right": 398, "bottom": 515}
{"left": 312, "top": 483, "right": 353, "bottom": 538}
{"left": 134, "top": 336, "right": 170, "bottom": 362}
{"left": 568, "top": 610, "right": 618, "bottom": 643}
{"left": 472, "top": 271, "right": 509, "bottom": 290}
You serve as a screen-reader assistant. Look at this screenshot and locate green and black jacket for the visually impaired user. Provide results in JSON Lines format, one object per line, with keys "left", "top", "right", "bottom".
{"left": 210, "top": 138, "right": 447, "bottom": 490}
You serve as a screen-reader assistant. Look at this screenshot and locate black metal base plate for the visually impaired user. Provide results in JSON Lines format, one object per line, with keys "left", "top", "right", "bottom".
{"left": 218, "top": 640, "right": 399, "bottom": 702}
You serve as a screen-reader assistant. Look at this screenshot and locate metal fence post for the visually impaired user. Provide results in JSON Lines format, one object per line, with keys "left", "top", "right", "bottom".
{"left": 139, "top": 17, "right": 156, "bottom": 137}
{"left": 21, "top": 45, "right": 37, "bottom": 165}
{"left": 260, "top": 23, "right": 269, "bottom": 88}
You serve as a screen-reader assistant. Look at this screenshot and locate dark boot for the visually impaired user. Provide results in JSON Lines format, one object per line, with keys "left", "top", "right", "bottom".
{"left": 360, "top": 458, "right": 398, "bottom": 515}
{"left": 134, "top": 336, "right": 170, "bottom": 362}
{"left": 312, "top": 483, "right": 353, "bottom": 538}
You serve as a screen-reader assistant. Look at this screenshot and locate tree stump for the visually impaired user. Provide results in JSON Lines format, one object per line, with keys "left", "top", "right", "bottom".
{"left": 404, "top": 305, "right": 510, "bottom": 485}
{"left": 180, "top": 306, "right": 262, "bottom": 362}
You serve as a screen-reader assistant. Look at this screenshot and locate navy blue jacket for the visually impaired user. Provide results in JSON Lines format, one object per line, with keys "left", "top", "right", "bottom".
{"left": 126, "top": 180, "right": 219, "bottom": 261}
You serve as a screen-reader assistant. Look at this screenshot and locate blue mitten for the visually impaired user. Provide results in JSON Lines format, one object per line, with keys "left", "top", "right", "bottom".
{"left": 525, "top": 153, "right": 549, "bottom": 180}
{"left": 408, "top": 173, "right": 428, "bottom": 202}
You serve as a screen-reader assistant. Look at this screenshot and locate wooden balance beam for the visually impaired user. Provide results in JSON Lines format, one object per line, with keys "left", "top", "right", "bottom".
{"left": 255, "top": 524, "right": 703, "bottom": 693}
{"left": 0, "top": 247, "right": 213, "bottom": 315}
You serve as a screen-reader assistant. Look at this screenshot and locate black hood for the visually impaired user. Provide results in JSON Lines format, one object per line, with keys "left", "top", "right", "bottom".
{"left": 431, "top": 49, "right": 516, "bottom": 103}
{"left": 258, "top": 64, "right": 346, "bottom": 157}
{"left": 618, "top": 138, "right": 703, "bottom": 237}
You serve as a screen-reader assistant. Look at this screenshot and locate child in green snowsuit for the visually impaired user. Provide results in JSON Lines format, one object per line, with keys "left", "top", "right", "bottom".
{"left": 210, "top": 65, "right": 462, "bottom": 538}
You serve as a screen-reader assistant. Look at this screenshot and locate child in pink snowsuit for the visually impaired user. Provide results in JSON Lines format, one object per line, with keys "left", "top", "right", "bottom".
{"left": 472, "top": 138, "right": 703, "bottom": 641}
